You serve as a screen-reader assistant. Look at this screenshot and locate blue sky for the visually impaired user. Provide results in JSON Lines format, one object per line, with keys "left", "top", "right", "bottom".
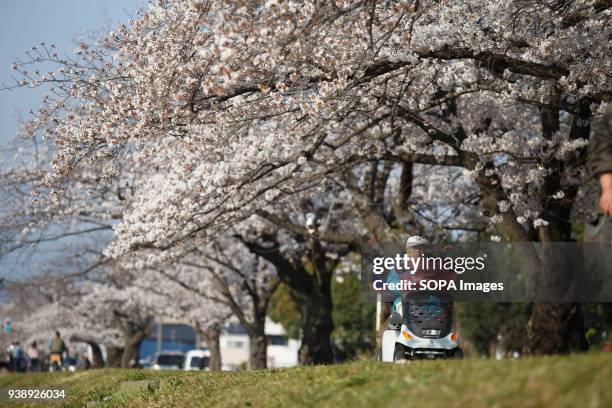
{"left": 0, "top": 1, "right": 144, "bottom": 279}
{"left": 0, "top": 0, "right": 144, "bottom": 149}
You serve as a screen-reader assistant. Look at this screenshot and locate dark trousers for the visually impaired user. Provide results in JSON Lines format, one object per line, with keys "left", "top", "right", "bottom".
{"left": 11, "top": 358, "right": 24, "bottom": 372}
{"left": 28, "top": 358, "right": 40, "bottom": 372}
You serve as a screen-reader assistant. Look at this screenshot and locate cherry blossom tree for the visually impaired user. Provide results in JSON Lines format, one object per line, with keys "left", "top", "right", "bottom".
{"left": 181, "top": 296, "right": 231, "bottom": 371}
{"left": 22, "top": 301, "right": 118, "bottom": 368}
{"left": 140, "top": 286, "right": 230, "bottom": 371}
{"left": 147, "top": 236, "right": 278, "bottom": 369}
{"left": 0, "top": 277, "right": 120, "bottom": 368}
{"left": 135, "top": 257, "right": 233, "bottom": 371}
{"left": 5, "top": 0, "right": 611, "bottom": 355}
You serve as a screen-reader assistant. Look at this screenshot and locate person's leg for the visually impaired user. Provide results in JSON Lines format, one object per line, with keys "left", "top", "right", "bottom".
{"left": 50, "top": 354, "right": 60, "bottom": 371}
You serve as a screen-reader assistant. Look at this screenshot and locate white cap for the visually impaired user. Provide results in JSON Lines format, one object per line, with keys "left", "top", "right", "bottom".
{"left": 406, "top": 236, "right": 428, "bottom": 247}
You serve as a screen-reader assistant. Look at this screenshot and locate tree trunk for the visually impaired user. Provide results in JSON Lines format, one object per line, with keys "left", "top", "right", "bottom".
{"left": 202, "top": 323, "right": 222, "bottom": 371}
{"left": 521, "top": 102, "right": 590, "bottom": 356}
{"left": 120, "top": 342, "right": 138, "bottom": 368}
{"left": 475, "top": 162, "right": 589, "bottom": 355}
{"left": 523, "top": 303, "right": 588, "bottom": 355}
{"left": 522, "top": 242, "right": 588, "bottom": 355}
{"left": 243, "top": 236, "right": 336, "bottom": 365}
{"left": 106, "top": 346, "right": 123, "bottom": 368}
{"left": 295, "top": 291, "right": 334, "bottom": 365}
{"left": 121, "top": 330, "right": 148, "bottom": 368}
{"left": 248, "top": 330, "right": 267, "bottom": 369}
{"left": 69, "top": 335, "right": 105, "bottom": 368}
{"left": 88, "top": 342, "right": 104, "bottom": 368}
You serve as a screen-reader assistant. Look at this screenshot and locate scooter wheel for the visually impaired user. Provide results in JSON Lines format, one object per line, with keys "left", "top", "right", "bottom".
{"left": 453, "top": 348, "right": 464, "bottom": 359}
{"left": 393, "top": 344, "right": 406, "bottom": 361}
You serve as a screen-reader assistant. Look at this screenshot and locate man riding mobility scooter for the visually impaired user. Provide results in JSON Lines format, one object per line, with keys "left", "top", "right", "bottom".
{"left": 380, "top": 236, "right": 463, "bottom": 361}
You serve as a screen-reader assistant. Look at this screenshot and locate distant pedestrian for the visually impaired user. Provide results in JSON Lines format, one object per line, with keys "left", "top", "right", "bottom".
{"left": 27, "top": 341, "right": 40, "bottom": 372}
{"left": 12, "top": 342, "right": 25, "bottom": 372}
{"left": 48, "top": 331, "right": 67, "bottom": 371}
{"left": 7, "top": 342, "right": 15, "bottom": 372}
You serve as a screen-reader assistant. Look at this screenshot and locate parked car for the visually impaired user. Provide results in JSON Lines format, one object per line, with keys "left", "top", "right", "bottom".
{"left": 150, "top": 352, "right": 185, "bottom": 370}
{"left": 184, "top": 349, "right": 211, "bottom": 371}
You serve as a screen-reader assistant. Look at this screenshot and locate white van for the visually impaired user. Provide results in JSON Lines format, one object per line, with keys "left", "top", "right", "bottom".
{"left": 150, "top": 352, "right": 185, "bottom": 370}
{"left": 183, "top": 349, "right": 211, "bottom": 371}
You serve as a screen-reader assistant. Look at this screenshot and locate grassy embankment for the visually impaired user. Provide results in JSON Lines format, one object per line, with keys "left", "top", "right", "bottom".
{"left": 1, "top": 353, "right": 610, "bottom": 407}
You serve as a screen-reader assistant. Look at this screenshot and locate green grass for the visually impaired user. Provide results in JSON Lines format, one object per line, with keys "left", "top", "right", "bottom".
{"left": 1, "top": 353, "right": 610, "bottom": 407}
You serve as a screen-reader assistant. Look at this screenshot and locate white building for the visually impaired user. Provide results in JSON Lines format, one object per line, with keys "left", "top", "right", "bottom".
{"left": 219, "top": 318, "right": 300, "bottom": 370}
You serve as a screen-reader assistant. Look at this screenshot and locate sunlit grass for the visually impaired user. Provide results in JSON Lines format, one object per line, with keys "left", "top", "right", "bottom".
{"left": 1, "top": 353, "right": 610, "bottom": 407}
